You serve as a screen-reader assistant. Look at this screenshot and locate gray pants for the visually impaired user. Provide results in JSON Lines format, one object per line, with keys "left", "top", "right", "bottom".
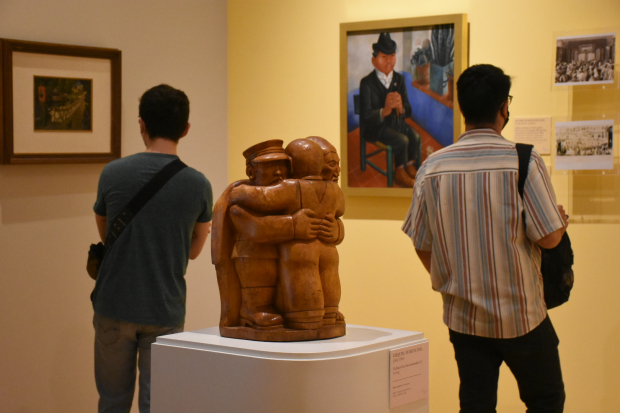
{"left": 93, "top": 313, "right": 183, "bottom": 413}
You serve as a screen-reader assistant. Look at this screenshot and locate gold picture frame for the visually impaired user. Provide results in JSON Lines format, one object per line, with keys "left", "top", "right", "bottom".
{"left": 340, "top": 14, "right": 468, "bottom": 197}
{"left": 1, "top": 39, "right": 121, "bottom": 164}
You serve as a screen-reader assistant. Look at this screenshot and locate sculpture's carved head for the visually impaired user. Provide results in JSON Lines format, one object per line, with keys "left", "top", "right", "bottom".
{"left": 285, "top": 139, "right": 323, "bottom": 179}
{"left": 305, "top": 136, "right": 340, "bottom": 183}
{"left": 243, "top": 139, "right": 291, "bottom": 186}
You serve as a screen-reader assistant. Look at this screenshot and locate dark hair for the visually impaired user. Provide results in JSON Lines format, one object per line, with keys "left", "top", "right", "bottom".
{"left": 139, "top": 84, "right": 189, "bottom": 141}
{"left": 456, "top": 64, "right": 511, "bottom": 125}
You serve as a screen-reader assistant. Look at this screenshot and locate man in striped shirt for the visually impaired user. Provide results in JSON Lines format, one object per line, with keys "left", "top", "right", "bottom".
{"left": 403, "top": 64, "right": 568, "bottom": 412}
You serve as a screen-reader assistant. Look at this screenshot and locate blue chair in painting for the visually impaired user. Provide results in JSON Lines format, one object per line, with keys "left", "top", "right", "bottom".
{"left": 353, "top": 94, "right": 394, "bottom": 187}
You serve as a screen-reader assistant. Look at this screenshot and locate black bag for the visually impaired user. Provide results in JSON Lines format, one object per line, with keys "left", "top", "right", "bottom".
{"left": 87, "top": 242, "right": 106, "bottom": 280}
{"left": 516, "top": 143, "right": 574, "bottom": 309}
{"left": 540, "top": 232, "right": 574, "bottom": 308}
{"left": 87, "top": 159, "right": 187, "bottom": 280}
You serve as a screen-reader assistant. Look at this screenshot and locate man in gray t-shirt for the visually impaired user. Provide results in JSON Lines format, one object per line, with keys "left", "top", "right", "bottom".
{"left": 92, "top": 85, "right": 213, "bottom": 413}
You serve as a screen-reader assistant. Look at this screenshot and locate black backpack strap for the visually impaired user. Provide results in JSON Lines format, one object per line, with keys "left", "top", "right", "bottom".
{"left": 105, "top": 158, "right": 187, "bottom": 248}
{"left": 515, "top": 143, "right": 574, "bottom": 309}
{"left": 516, "top": 143, "right": 533, "bottom": 200}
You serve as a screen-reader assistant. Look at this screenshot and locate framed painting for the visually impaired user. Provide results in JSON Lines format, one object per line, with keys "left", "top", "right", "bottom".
{"left": 340, "top": 14, "right": 468, "bottom": 197}
{"left": 1, "top": 39, "right": 121, "bottom": 164}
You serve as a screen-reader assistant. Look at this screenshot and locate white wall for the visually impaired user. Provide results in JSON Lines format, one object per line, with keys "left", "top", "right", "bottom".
{"left": 0, "top": 0, "right": 227, "bottom": 411}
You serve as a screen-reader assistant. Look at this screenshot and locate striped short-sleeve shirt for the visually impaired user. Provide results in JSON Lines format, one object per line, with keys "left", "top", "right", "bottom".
{"left": 402, "top": 129, "right": 564, "bottom": 338}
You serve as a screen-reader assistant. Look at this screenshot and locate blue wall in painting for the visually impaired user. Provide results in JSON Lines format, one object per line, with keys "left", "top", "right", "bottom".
{"left": 347, "top": 71, "right": 453, "bottom": 148}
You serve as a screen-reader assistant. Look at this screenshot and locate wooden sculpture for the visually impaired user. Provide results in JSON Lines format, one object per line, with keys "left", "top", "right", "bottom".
{"left": 211, "top": 137, "right": 345, "bottom": 341}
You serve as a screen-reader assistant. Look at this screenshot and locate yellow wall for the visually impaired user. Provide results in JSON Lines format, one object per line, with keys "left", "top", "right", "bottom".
{"left": 229, "top": 0, "right": 620, "bottom": 412}
{"left": 0, "top": 1, "right": 227, "bottom": 411}
{"left": 1, "top": 0, "right": 618, "bottom": 411}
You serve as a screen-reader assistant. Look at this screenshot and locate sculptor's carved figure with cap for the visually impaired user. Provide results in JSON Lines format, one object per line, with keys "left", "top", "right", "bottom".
{"left": 212, "top": 137, "right": 347, "bottom": 341}
{"left": 213, "top": 140, "right": 315, "bottom": 330}
{"left": 230, "top": 139, "right": 345, "bottom": 329}
{"left": 359, "top": 32, "right": 422, "bottom": 187}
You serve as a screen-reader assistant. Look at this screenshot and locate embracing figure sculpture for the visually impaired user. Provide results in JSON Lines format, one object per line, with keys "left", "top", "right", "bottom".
{"left": 211, "top": 137, "right": 346, "bottom": 341}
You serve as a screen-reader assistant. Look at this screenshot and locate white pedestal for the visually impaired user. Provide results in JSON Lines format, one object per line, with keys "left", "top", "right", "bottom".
{"left": 151, "top": 324, "right": 429, "bottom": 413}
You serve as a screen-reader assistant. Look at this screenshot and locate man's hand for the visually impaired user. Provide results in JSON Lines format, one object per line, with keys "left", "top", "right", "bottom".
{"left": 292, "top": 209, "right": 321, "bottom": 240}
{"left": 95, "top": 214, "right": 107, "bottom": 243}
{"left": 317, "top": 213, "right": 339, "bottom": 244}
{"left": 381, "top": 91, "right": 404, "bottom": 118}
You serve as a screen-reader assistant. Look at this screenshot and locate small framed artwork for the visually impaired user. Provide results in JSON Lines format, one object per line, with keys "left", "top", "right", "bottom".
{"left": 1, "top": 39, "right": 121, "bottom": 164}
{"left": 554, "top": 33, "right": 616, "bottom": 86}
{"left": 340, "top": 14, "right": 468, "bottom": 197}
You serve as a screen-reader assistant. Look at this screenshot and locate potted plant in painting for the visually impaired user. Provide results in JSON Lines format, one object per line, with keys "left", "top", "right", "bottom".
{"left": 411, "top": 39, "right": 433, "bottom": 85}
{"left": 430, "top": 24, "right": 454, "bottom": 96}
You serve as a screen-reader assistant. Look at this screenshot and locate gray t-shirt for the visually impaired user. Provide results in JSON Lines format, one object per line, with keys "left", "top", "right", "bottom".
{"left": 92, "top": 152, "right": 212, "bottom": 326}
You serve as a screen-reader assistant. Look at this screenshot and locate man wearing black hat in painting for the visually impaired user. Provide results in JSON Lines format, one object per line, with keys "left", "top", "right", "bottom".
{"left": 359, "top": 32, "right": 422, "bottom": 188}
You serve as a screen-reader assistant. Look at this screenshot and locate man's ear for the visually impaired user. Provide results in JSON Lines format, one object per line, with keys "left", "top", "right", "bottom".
{"left": 139, "top": 117, "right": 147, "bottom": 135}
{"left": 178, "top": 123, "right": 191, "bottom": 140}
{"left": 500, "top": 100, "right": 509, "bottom": 119}
{"left": 245, "top": 164, "right": 255, "bottom": 180}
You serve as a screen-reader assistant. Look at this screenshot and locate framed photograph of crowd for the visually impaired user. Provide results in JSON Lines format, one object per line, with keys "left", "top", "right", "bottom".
{"left": 1, "top": 39, "right": 121, "bottom": 164}
{"left": 555, "top": 33, "right": 616, "bottom": 86}
{"left": 555, "top": 119, "right": 614, "bottom": 170}
{"left": 340, "top": 14, "right": 468, "bottom": 197}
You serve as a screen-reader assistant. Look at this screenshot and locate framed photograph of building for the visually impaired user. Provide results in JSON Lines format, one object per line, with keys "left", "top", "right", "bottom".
{"left": 555, "top": 33, "right": 616, "bottom": 86}
{"left": 1, "top": 39, "right": 121, "bottom": 164}
{"left": 340, "top": 14, "right": 468, "bottom": 197}
{"left": 555, "top": 119, "right": 614, "bottom": 170}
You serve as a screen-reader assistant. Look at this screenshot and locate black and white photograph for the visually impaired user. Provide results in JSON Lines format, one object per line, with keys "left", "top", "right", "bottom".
{"left": 555, "top": 119, "right": 614, "bottom": 170}
{"left": 555, "top": 33, "right": 615, "bottom": 86}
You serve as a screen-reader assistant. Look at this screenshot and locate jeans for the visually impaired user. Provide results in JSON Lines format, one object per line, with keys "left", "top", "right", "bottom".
{"left": 449, "top": 316, "right": 565, "bottom": 413}
{"left": 93, "top": 313, "right": 183, "bottom": 413}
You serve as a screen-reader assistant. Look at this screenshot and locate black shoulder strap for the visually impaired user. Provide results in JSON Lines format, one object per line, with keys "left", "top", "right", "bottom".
{"left": 105, "top": 158, "right": 187, "bottom": 249}
{"left": 516, "top": 143, "right": 533, "bottom": 200}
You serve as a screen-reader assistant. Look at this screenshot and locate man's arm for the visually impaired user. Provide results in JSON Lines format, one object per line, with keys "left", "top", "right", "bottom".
{"left": 95, "top": 214, "right": 107, "bottom": 243}
{"left": 536, "top": 204, "right": 569, "bottom": 249}
{"left": 415, "top": 249, "right": 432, "bottom": 274}
{"left": 396, "top": 74, "right": 412, "bottom": 118}
{"left": 190, "top": 221, "right": 211, "bottom": 260}
{"left": 359, "top": 77, "right": 384, "bottom": 127}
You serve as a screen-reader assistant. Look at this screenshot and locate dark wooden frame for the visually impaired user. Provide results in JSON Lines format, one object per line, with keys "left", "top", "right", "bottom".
{"left": 0, "top": 39, "right": 121, "bottom": 164}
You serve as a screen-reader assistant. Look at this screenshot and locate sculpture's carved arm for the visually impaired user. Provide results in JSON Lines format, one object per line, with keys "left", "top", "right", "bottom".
{"left": 229, "top": 180, "right": 300, "bottom": 213}
{"left": 230, "top": 206, "right": 322, "bottom": 243}
{"left": 230, "top": 205, "right": 294, "bottom": 243}
{"left": 334, "top": 185, "right": 345, "bottom": 218}
{"left": 335, "top": 218, "right": 345, "bottom": 245}
{"left": 317, "top": 214, "right": 342, "bottom": 244}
